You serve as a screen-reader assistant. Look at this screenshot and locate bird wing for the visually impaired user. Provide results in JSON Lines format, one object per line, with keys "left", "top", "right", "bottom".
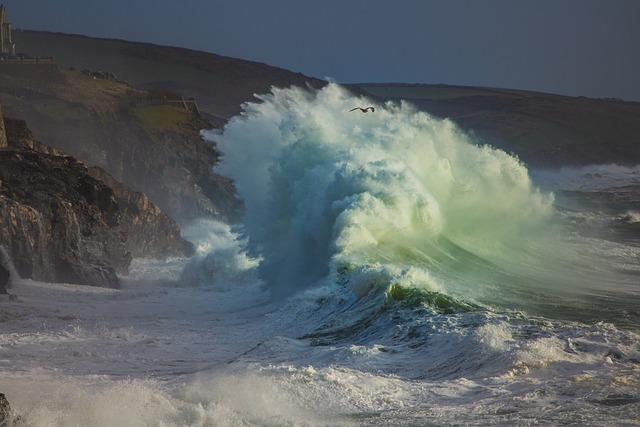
{"left": 350, "top": 107, "right": 375, "bottom": 112}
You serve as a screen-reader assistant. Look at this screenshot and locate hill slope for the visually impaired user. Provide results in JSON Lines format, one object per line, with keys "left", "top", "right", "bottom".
{"left": 12, "top": 30, "right": 326, "bottom": 123}
{"left": 0, "top": 63, "right": 238, "bottom": 223}
{"left": 356, "top": 84, "right": 640, "bottom": 168}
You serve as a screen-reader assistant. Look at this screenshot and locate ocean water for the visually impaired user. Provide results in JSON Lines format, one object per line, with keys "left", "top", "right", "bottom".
{"left": 1, "top": 83, "right": 639, "bottom": 426}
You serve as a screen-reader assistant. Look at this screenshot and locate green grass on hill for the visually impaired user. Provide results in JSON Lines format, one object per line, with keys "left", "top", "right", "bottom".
{"left": 134, "top": 104, "right": 193, "bottom": 135}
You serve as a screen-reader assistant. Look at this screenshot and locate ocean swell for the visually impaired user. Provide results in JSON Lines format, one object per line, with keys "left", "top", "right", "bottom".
{"left": 203, "top": 83, "right": 553, "bottom": 307}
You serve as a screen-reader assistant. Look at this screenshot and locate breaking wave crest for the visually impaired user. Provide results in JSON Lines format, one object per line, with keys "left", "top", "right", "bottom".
{"left": 202, "top": 83, "right": 636, "bottom": 325}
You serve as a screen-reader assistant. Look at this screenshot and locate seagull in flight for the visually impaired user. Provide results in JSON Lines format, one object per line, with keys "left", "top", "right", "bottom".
{"left": 350, "top": 106, "right": 375, "bottom": 113}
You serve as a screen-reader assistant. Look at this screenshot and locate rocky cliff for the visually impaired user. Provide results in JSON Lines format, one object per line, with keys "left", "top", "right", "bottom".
{"left": 0, "top": 111, "right": 192, "bottom": 287}
{"left": 0, "top": 145, "right": 128, "bottom": 287}
{"left": 0, "top": 64, "right": 240, "bottom": 225}
{"left": 87, "top": 166, "right": 193, "bottom": 258}
{"left": 2, "top": 30, "right": 329, "bottom": 225}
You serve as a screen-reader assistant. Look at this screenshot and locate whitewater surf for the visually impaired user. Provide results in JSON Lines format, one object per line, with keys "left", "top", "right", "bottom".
{"left": 0, "top": 83, "right": 638, "bottom": 426}
{"left": 208, "top": 83, "right": 637, "bottom": 322}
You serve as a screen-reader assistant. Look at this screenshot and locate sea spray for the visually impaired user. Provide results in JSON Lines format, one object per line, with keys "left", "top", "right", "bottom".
{"left": 206, "top": 83, "right": 633, "bottom": 326}
{"left": 180, "top": 219, "right": 260, "bottom": 289}
{"left": 203, "top": 84, "right": 556, "bottom": 303}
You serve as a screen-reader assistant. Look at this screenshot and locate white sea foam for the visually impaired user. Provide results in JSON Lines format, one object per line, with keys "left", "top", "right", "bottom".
{"left": 2, "top": 275, "right": 639, "bottom": 426}
{"left": 203, "top": 83, "right": 555, "bottom": 300}
{"left": 179, "top": 219, "right": 261, "bottom": 289}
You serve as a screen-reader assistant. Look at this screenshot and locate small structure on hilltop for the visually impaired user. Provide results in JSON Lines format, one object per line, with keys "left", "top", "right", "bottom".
{"left": 0, "top": 4, "right": 53, "bottom": 63}
{"left": 0, "top": 4, "right": 16, "bottom": 56}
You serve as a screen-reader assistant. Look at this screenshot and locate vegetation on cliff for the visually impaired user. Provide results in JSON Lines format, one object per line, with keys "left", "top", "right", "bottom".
{"left": 0, "top": 63, "right": 239, "bottom": 224}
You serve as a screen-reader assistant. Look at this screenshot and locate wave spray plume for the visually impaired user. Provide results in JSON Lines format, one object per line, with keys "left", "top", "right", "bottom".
{"left": 204, "top": 84, "right": 560, "bottom": 311}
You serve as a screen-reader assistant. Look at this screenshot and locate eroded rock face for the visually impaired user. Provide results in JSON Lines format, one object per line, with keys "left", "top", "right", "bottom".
{"left": 88, "top": 166, "right": 193, "bottom": 258}
{"left": 0, "top": 263, "right": 9, "bottom": 294}
{"left": 0, "top": 392, "right": 20, "bottom": 425}
{"left": 0, "top": 113, "right": 193, "bottom": 288}
{"left": 0, "top": 149, "right": 128, "bottom": 287}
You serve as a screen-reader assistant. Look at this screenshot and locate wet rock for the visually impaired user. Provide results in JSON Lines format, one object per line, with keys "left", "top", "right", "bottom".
{"left": 0, "top": 104, "right": 6, "bottom": 148}
{"left": 0, "top": 149, "right": 128, "bottom": 287}
{"left": 0, "top": 393, "right": 19, "bottom": 426}
{"left": 0, "top": 105, "right": 193, "bottom": 287}
{"left": 4, "top": 116, "right": 192, "bottom": 259}
{"left": 0, "top": 264, "right": 8, "bottom": 294}
{"left": 88, "top": 166, "right": 193, "bottom": 258}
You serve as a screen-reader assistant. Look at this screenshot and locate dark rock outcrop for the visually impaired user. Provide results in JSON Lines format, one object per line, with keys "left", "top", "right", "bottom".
{"left": 0, "top": 147, "right": 128, "bottom": 287}
{"left": 0, "top": 110, "right": 193, "bottom": 288}
{"left": 0, "top": 392, "right": 20, "bottom": 426}
{"left": 0, "top": 264, "right": 9, "bottom": 294}
{"left": 87, "top": 166, "right": 193, "bottom": 258}
{"left": 0, "top": 393, "right": 9, "bottom": 423}
{"left": 0, "top": 104, "right": 6, "bottom": 148}
{"left": 0, "top": 246, "right": 16, "bottom": 295}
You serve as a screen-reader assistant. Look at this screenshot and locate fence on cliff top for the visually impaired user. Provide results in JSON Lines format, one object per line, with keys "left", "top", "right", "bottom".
{"left": 0, "top": 56, "right": 54, "bottom": 64}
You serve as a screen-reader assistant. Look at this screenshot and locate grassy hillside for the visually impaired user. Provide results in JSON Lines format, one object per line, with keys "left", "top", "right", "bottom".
{"left": 135, "top": 105, "right": 193, "bottom": 133}
{"left": 12, "top": 30, "right": 326, "bottom": 123}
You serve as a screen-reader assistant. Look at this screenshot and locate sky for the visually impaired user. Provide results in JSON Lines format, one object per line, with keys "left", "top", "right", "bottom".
{"left": 3, "top": 0, "right": 640, "bottom": 101}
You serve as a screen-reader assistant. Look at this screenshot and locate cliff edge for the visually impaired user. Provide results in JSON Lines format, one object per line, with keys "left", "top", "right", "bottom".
{"left": 0, "top": 106, "right": 192, "bottom": 287}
